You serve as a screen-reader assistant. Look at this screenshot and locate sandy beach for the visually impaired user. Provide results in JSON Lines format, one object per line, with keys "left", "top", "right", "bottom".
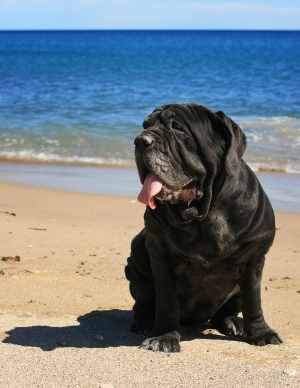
{"left": 0, "top": 181, "right": 298, "bottom": 387}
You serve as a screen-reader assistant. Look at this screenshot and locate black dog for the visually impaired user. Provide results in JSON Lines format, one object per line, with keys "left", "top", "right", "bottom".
{"left": 125, "top": 103, "right": 282, "bottom": 352}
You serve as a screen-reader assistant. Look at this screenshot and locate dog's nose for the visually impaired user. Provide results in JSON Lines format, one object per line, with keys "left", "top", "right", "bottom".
{"left": 134, "top": 134, "right": 153, "bottom": 148}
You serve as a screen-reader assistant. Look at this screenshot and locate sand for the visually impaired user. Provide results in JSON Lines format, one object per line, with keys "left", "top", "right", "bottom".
{"left": 0, "top": 181, "right": 299, "bottom": 387}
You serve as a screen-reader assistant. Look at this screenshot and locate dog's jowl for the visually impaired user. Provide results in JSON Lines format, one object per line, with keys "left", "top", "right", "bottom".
{"left": 125, "top": 103, "right": 282, "bottom": 352}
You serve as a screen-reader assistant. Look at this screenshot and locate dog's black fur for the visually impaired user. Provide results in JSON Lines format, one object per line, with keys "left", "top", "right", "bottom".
{"left": 125, "top": 103, "right": 282, "bottom": 352}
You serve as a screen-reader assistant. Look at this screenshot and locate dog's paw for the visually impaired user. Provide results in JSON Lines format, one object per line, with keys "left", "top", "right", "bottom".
{"left": 213, "top": 316, "right": 245, "bottom": 338}
{"left": 219, "top": 316, "right": 245, "bottom": 337}
{"left": 247, "top": 330, "right": 282, "bottom": 346}
{"left": 139, "top": 331, "right": 181, "bottom": 353}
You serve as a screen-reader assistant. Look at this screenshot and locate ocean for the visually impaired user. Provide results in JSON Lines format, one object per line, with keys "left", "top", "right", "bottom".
{"left": 0, "top": 30, "right": 300, "bottom": 172}
{"left": 0, "top": 30, "right": 300, "bottom": 211}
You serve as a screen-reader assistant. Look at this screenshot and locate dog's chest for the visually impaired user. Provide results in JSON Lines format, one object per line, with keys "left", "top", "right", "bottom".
{"left": 167, "top": 210, "right": 236, "bottom": 264}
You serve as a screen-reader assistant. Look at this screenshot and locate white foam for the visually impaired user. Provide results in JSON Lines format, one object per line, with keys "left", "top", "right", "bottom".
{"left": 239, "top": 116, "right": 300, "bottom": 137}
{"left": 248, "top": 161, "right": 300, "bottom": 174}
{"left": 43, "top": 138, "right": 60, "bottom": 146}
{"left": 0, "top": 150, "right": 133, "bottom": 167}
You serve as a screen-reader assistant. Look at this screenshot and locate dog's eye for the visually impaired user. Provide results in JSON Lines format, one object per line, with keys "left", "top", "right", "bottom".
{"left": 172, "top": 123, "right": 196, "bottom": 149}
{"left": 172, "top": 121, "right": 184, "bottom": 132}
{"left": 172, "top": 121, "right": 189, "bottom": 141}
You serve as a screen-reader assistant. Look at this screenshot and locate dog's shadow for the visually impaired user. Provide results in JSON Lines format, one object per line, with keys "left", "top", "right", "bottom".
{"left": 3, "top": 309, "right": 242, "bottom": 351}
{"left": 3, "top": 309, "right": 143, "bottom": 351}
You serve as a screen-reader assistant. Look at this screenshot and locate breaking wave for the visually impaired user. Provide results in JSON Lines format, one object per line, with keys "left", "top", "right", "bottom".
{"left": 0, "top": 115, "right": 300, "bottom": 173}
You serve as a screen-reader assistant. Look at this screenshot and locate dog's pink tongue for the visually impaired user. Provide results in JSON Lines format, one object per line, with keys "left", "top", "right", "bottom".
{"left": 137, "top": 174, "right": 163, "bottom": 209}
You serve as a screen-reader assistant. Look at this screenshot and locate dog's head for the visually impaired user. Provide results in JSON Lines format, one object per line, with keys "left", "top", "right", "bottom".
{"left": 135, "top": 103, "right": 246, "bottom": 221}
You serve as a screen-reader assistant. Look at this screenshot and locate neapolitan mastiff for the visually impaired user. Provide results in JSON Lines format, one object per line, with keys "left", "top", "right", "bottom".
{"left": 125, "top": 103, "right": 282, "bottom": 352}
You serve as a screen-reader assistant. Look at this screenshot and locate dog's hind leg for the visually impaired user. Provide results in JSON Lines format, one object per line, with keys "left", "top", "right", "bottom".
{"left": 125, "top": 230, "right": 155, "bottom": 334}
{"left": 210, "top": 293, "right": 245, "bottom": 337}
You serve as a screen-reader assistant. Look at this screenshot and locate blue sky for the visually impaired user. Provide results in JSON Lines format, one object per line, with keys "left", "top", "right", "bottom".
{"left": 0, "top": 0, "right": 300, "bottom": 30}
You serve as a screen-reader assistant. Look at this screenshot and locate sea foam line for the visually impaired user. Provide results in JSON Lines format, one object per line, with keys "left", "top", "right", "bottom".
{"left": 0, "top": 150, "right": 134, "bottom": 168}
{"left": 0, "top": 150, "right": 299, "bottom": 174}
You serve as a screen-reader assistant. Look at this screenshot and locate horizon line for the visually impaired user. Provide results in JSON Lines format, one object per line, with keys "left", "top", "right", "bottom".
{"left": 0, "top": 28, "right": 300, "bottom": 32}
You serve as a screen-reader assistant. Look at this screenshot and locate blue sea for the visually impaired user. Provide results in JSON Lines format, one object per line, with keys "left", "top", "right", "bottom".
{"left": 0, "top": 30, "right": 300, "bottom": 172}
{"left": 0, "top": 30, "right": 300, "bottom": 211}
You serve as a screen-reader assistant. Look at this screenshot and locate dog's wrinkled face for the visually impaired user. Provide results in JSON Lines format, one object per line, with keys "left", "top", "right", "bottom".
{"left": 134, "top": 104, "right": 247, "bottom": 217}
{"left": 135, "top": 106, "right": 207, "bottom": 210}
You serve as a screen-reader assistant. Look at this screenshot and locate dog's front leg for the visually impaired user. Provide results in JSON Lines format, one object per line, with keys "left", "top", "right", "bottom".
{"left": 140, "top": 240, "right": 181, "bottom": 352}
{"left": 240, "top": 255, "right": 282, "bottom": 346}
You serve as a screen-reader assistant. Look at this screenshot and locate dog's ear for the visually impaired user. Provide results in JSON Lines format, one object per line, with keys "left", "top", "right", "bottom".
{"left": 215, "top": 111, "right": 246, "bottom": 171}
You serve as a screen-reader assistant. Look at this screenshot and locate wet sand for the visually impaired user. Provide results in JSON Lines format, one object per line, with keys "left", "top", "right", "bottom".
{"left": 0, "top": 162, "right": 300, "bottom": 211}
